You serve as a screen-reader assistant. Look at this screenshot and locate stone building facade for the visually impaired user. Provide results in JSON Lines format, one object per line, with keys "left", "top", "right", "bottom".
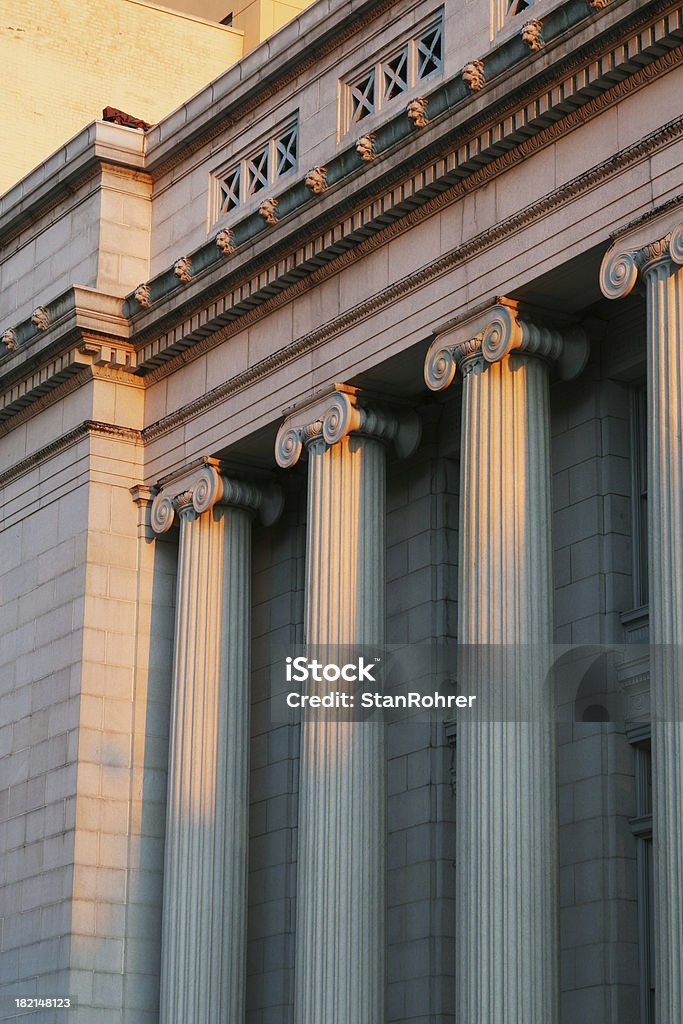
{"left": 0, "top": 0, "right": 682, "bottom": 1022}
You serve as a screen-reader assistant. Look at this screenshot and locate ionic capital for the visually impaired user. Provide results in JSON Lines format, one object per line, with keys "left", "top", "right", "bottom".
{"left": 275, "top": 385, "right": 420, "bottom": 468}
{"left": 600, "top": 217, "right": 683, "bottom": 299}
{"left": 425, "top": 300, "right": 589, "bottom": 391}
{"left": 150, "top": 461, "right": 282, "bottom": 535}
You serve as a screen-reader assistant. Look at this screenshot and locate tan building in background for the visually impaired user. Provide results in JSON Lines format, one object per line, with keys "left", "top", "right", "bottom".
{"left": 0, "top": 0, "right": 315, "bottom": 196}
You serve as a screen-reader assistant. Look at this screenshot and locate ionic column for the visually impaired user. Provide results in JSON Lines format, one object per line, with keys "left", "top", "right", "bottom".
{"left": 425, "top": 301, "right": 588, "bottom": 1024}
{"left": 275, "top": 386, "right": 419, "bottom": 1024}
{"left": 151, "top": 463, "right": 281, "bottom": 1024}
{"left": 601, "top": 222, "right": 683, "bottom": 1024}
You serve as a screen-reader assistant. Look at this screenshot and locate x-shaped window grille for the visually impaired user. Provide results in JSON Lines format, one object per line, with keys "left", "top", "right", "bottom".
{"left": 219, "top": 166, "right": 241, "bottom": 213}
{"left": 507, "top": 0, "right": 534, "bottom": 14}
{"left": 383, "top": 47, "right": 409, "bottom": 101}
{"left": 417, "top": 24, "right": 443, "bottom": 79}
{"left": 246, "top": 146, "right": 269, "bottom": 195}
{"left": 275, "top": 125, "right": 298, "bottom": 177}
{"left": 350, "top": 71, "right": 376, "bottom": 122}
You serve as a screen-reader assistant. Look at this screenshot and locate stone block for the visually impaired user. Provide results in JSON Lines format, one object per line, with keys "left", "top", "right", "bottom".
{"left": 553, "top": 421, "right": 601, "bottom": 474}
{"left": 388, "top": 787, "right": 432, "bottom": 830}
{"left": 407, "top": 749, "right": 431, "bottom": 791}
{"left": 560, "top": 820, "right": 605, "bottom": 868}
{"left": 569, "top": 458, "right": 601, "bottom": 505}
{"left": 603, "top": 493, "right": 631, "bottom": 537}
{"left": 553, "top": 498, "right": 603, "bottom": 550}
{"left": 92, "top": 971, "right": 124, "bottom": 1008}
{"left": 555, "top": 577, "right": 602, "bottom": 628}
{"left": 388, "top": 862, "right": 432, "bottom": 905}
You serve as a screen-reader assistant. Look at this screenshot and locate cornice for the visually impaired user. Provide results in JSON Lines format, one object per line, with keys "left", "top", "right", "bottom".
{"left": 1, "top": 5, "right": 681, "bottom": 432}
{"left": 0, "top": 362, "right": 145, "bottom": 441}
{"left": 140, "top": 110, "right": 683, "bottom": 443}
{"left": 0, "top": 287, "right": 134, "bottom": 423}
{"left": 129, "top": 10, "right": 683, "bottom": 373}
{"left": 0, "top": 420, "right": 142, "bottom": 489}
{"left": 143, "top": 0, "right": 640, "bottom": 183}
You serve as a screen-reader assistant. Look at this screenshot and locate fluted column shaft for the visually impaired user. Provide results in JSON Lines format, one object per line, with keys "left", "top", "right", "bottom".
{"left": 276, "top": 387, "right": 419, "bottom": 1024}
{"left": 151, "top": 467, "right": 271, "bottom": 1024}
{"left": 601, "top": 223, "right": 683, "bottom": 1023}
{"left": 299, "top": 433, "right": 385, "bottom": 1023}
{"left": 644, "top": 247, "right": 683, "bottom": 1024}
{"left": 457, "top": 354, "right": 557, "bottom": 1024}
{"left": 425, "top": 301, "right": 587, "bottom": 1024}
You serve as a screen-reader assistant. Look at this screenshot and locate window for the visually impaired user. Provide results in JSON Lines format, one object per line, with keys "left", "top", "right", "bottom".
{"left": 214, "top": 120, "right": 298, "bottom": 222}
{"left": 630, "top": 738, "right": 655, "bottom": 1024}
{"left": 220, "top": 12, "right": 233, "bottom": 25}
{"left": 491, "top": 0, "right": 535, "bottom": 36}
{"left": 416, "top": 22, "right": 443, "bottom": 79}
{"left": 342, "top": 16, "right": 444, "bottom": 133}
{"left": 350, "top": 70, "right": 376, "bottom": 124}
{"left": 631, "top": 385, "right": 648, "bottom": 608}
{"left": 507, "top": 0, "right": 536, "bottom": 13}
{"left": 383, "top": 47, "right": 409, "bottom": 102}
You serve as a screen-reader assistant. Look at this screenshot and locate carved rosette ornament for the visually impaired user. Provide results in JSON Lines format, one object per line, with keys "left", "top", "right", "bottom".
{"left": 259, "top": 198, "right": 279, "bottom": 225}
{"left": 173, "top": 256, "right": 192, "bottom": 283}
{"left": 356, "top": 134, "right": 376, "bottom": 161}
{"left": 134, "top": 283, "right": 152, "bottom": 309}
{"left": 424, "top": 301, "right": 589, "bottom": 391}
{"left": 215, "top": 227, "right": 235, "bottom": 255}
{"left": 406, "top": 97, "right": 428, "bottom": 128}
{"left": 522, "top": 19, "right": 544, "bottom": 52}
{"left": 275, "top": 387, "right": 420, "bottom": 468}
{"left": 305, "top": 166, "right": 328, "bottom": 194}
{"left": 462, "top": 60, "right": 485, "bottom": 92}
{"left": 30, "top": 306, "right": 49, "bottom": 331}
{"left": 1, "top": 327, "right": 17, "bottom": 351}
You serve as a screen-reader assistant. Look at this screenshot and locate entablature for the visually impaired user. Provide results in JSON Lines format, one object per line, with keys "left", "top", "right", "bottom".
{"left": 1, "top": 0, "right": 681, "bottom": 434}
{"left": 0, "top": 287, "right": 134, "bottom": 426}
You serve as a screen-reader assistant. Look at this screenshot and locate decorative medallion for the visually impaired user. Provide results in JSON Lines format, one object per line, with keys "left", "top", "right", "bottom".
{"left": 259, "top": 198, "right": 279, "bottom": 225}
{"left": 462, "top": 60, "right": 485, "bottom": 92}
{"left": 215, "top": 228, "right": 235, "bottom": 255}
{"left": 356, "top": 134, "right": 376, "bottom": 161}
{"left": 305, "top": 166, "right": 328, "bottom": 194}
{"left": 174, "top": 257, "right": 193, "bottom": 283}
{"left": 522, "top": 20, "right": 544, "bottom": 52}
{"left": 30, "top": 306, "right": 50, "bottom": 331}
{"left": 406, "top": 97, "right": 429, "bottom": 128}
{"left": 134, "top": 283, "right": 152, "bottom": 309}
{"left": 1, "top": 327, "right": 17, "bottom": 351}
